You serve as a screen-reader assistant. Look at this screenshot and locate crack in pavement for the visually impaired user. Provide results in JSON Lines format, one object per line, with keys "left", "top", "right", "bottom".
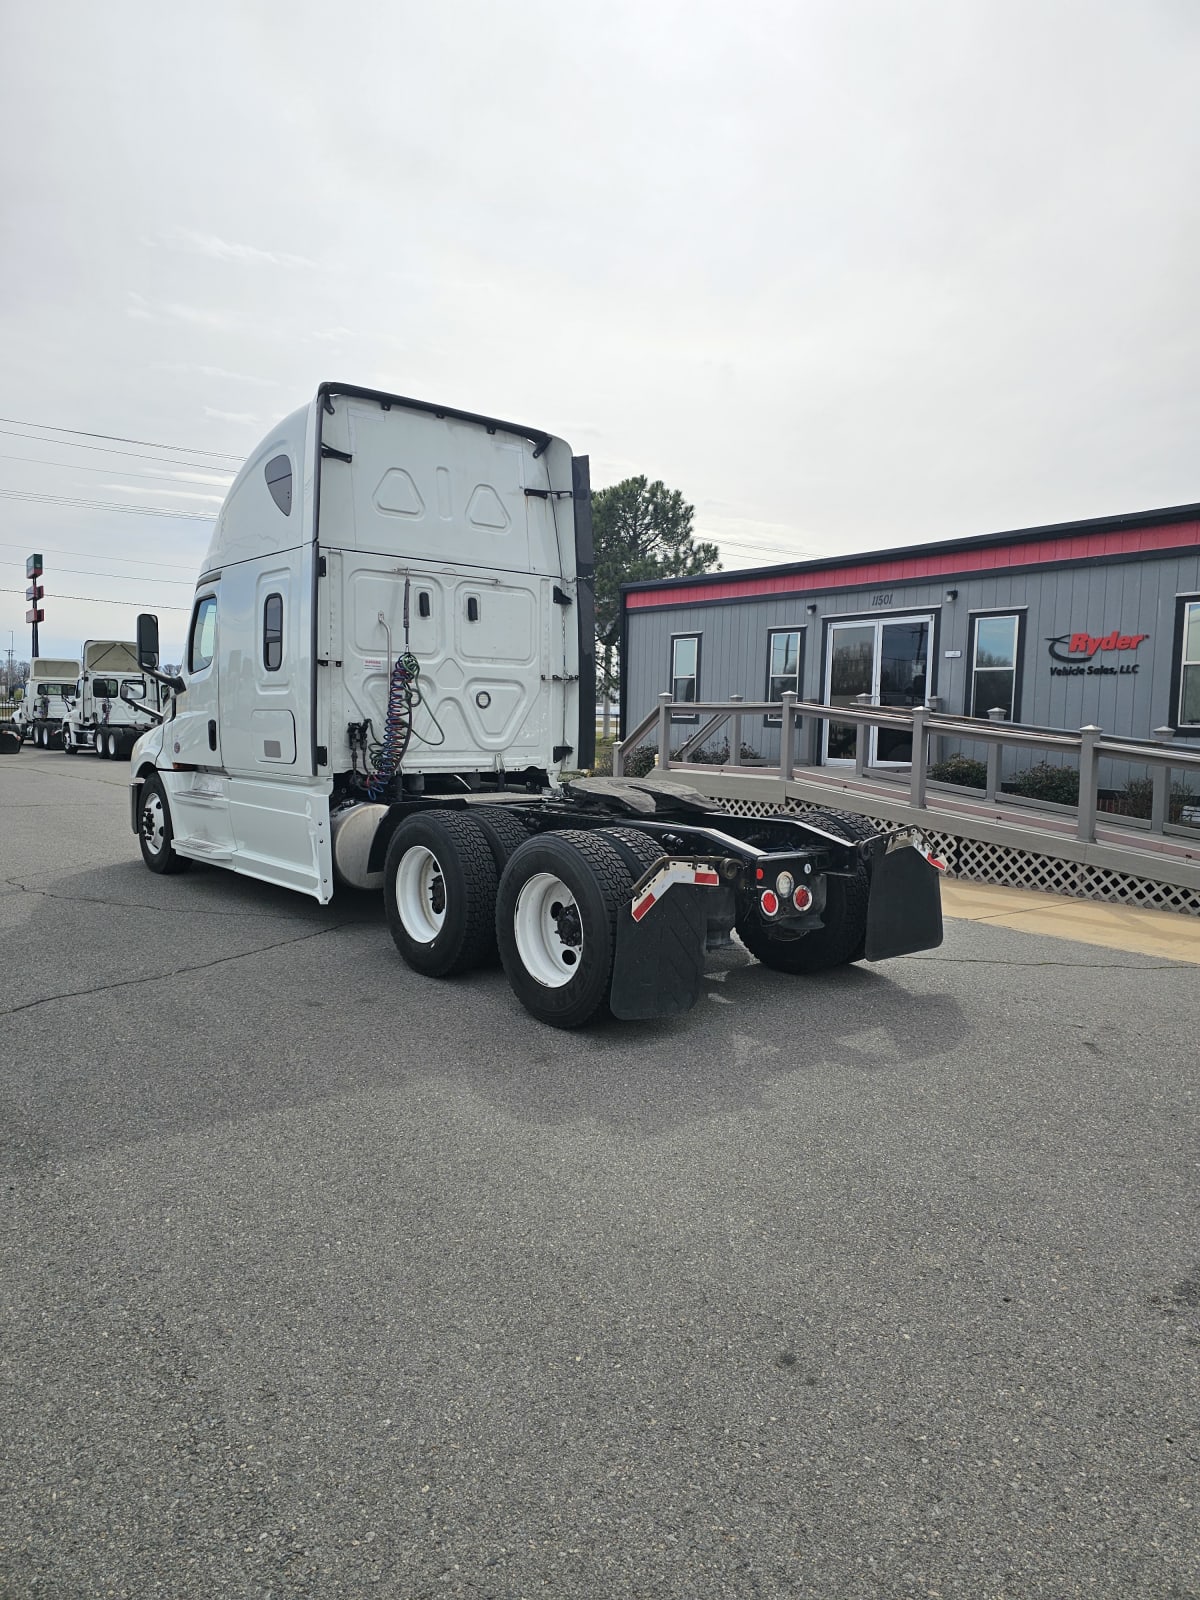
{"left": 0, "top": 922, "right": 365, "bottom": 1018}
{"left": 0, "top": 874, "right": 374, "bottom": 924}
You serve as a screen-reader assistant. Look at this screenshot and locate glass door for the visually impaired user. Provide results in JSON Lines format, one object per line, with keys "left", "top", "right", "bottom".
{"left": 823, "top": 614, "right": 932, "bottom": 765}
{"left": 824, "top": 623, "right": 875, "bottom": 761}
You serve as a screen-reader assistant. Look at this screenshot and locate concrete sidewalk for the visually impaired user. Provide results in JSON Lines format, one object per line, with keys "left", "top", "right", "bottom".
{"left": 943, "top": 879, "right": 1200, "bottom": 964}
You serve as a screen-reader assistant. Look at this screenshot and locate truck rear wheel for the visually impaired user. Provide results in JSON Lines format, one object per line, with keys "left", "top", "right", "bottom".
{"left": 138, "top": 776, "right": 190, "bottom": 875}
{"left": 470, "top": 805, "right": 532, "bottom": 872}
{"left": 384, "top": 811, "right": 499, "bottom": 977}
{"left": 496, "top": 830, "right": 640, "bottom": 1029}
{"left": 95, "top": 730, "right": 109, "bottom": 759}
{"left": 735, "top": 808, "right": 874, "bottom": 974}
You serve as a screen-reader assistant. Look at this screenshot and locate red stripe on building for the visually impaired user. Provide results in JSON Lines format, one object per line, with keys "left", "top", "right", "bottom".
{"left": 625, "top": 519, "right": 1200, "bottom": 610}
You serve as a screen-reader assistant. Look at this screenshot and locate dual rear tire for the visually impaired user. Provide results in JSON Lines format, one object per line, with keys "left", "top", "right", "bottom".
{"left": 734, "top": 808, "right": 874, "bottom": 973}
{"left": 383, "top": 810, "right": 664, "bottom": 1028}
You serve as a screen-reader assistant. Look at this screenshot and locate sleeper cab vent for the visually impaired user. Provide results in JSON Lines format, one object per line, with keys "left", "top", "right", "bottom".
{"left": 265, "top": 455, "right": 292, "bottom": 516}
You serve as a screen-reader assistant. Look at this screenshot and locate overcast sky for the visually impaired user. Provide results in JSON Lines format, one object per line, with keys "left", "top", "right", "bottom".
{"left": 3, "top": 0, "right": 1199, "bottom": 662}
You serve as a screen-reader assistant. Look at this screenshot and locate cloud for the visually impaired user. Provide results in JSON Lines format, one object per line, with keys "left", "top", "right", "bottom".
{"left": 125, "top": 292, "right": 242, "bottom": 332}
{"left": 151, "top": 362, "right": 280, "bottom": 389}
{"left": 161, "top": 227, "right": 316, "bottom": 270}
{"left": 203, "top": 408, "right": 260, "bottom": 427}
{"left": 310, "top": 326, "right": 355, "bottom": 344}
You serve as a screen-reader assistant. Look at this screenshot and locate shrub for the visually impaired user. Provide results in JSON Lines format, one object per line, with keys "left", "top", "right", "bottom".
{"left": 673, "top": 739, "right": 760, "bottom": 765}
{"left": 1006, "top": 761, "right": 1080, "bottom": 806}
{"left": 622, "top": 744, "right": 659, "bottom": 779}
{"left": 929, "top": 755, "right": 988, "bottom": 789}
{"left": 1110, "top": 775, "right": 1199, "bottom": 823}
{"left": 593, "top": 737, "right": 758, "bottom": 778}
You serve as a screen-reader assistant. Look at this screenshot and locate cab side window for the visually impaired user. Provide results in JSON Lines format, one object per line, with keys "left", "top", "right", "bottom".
{"left": 263, "top": 593, "right": 284, "bottom": 671}
{"left": 190, "top": 595, "right": 218, "bottom": 673}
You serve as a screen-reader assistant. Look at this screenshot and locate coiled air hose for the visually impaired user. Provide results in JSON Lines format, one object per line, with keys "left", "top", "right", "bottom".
{"left": 365, "top": 651, "right": 420, "bottom": 800}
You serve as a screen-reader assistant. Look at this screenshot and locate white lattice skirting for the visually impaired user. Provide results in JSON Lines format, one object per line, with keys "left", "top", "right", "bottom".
{"left": 711, "top": 795, "right": 1200, "bottom": 917}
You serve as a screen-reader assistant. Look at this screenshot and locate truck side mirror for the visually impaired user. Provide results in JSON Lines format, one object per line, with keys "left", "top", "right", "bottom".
{"left": 136, "top": 613, "right": 160, "bottom": 671}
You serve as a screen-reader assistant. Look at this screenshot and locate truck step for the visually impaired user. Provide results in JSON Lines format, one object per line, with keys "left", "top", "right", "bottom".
{"left": 177, "top": 838, "right": 233, "bottom": 862}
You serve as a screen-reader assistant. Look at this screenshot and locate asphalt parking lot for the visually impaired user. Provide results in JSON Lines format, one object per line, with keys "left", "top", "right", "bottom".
{"left": 2, "top": 748, "right": 1198, "bottom": 1599}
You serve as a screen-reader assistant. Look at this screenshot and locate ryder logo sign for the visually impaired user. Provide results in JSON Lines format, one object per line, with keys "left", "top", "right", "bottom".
{"left": 1046, "top": 629, "right": 1148, "bottom": 677}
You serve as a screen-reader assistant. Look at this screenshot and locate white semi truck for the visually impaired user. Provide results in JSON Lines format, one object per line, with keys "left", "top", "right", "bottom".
{"left": 64, "top": 640, "right": 164, "bottom": 760}
{"left": 128, "top": 383, "right": 944, "bottom": 1027}
{"left": 13, "top": 658, "right": 80, "bottom": 748}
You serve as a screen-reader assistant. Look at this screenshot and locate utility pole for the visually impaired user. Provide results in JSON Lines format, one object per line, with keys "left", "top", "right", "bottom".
{"left": 26, "top": 553, "right": 44, "bottom": 660}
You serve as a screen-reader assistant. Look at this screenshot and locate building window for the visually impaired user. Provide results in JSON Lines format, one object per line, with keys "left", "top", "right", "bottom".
{"left": 263, "top": 593, "right": 284, "bottom": 671}
{"left": 1178, "top": 597, "right": 1200, "bottom": 729}
{"left": 765, "top": 628, "right": 803, "bottom": 722}
{"left": 265, "top": 455, "right": 292, "bottom": 516}
{"left": 189, "top": 595, "right": 218, "bottom": 674}
{"left": 670, "top": 634, "right": 700, "bottom": 719}
{"left": 969, "top": 612, "right": 1021, "bottom": 720}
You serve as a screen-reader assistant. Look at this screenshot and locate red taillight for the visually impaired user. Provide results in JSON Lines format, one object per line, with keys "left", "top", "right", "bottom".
{"left": 755, "top": 867, "right": 765, "bottom": 881}
{"left": 792, "top": 885, "right": 813, "bottom": 911}
{"left": 760, "top": 889, "right": 780, "bottom": 916}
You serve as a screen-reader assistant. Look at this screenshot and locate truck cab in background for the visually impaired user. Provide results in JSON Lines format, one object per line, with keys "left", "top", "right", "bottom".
{"left": 64, "top": 640, "right": 166, "bottom": 761}
{"left": 13, "top": 658, "right": 80, "bottom": 749}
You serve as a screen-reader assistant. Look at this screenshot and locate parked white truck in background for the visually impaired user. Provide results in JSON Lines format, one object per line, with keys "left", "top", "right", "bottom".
{"left": 64, "top": 640, "right": 164, "bottom": 760}
{"left": 13, "top": 658, "right": 80, "bottom": 748}
{"left": 128, "top": 382, "right": 944, "bottom": 1027}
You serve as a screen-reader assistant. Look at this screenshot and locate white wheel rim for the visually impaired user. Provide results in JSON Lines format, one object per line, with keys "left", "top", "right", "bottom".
{"left": 395, "top": 845, "right": 446, "bottom": 943}
{"left": 143, "top": 793, "right": 165, "bottom": 855}
{"left": 109, "top": 733, "right": 117, "bottom": 757}
{"left": 513, "top": 872, "right": 583, "bottom": 988}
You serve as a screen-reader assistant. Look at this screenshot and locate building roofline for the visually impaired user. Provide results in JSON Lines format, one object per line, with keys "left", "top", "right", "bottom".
{"left": 619, "top": 500, "right": 1200, "bottom": 595}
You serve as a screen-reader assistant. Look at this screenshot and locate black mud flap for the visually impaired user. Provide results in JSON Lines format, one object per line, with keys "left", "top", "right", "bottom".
{"left": 0, "top": 727, "right": 22, "bottom": 755}
{"left": 610, "top": 886, "right": 709, "bottom": 1020}
{"left": 864, "top": 845, "right": 944, "bottom": 961}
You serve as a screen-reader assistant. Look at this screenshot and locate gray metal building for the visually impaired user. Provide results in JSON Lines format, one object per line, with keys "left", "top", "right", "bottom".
{"left": 620, "top": 501, "right": 1200, "bottom": 770}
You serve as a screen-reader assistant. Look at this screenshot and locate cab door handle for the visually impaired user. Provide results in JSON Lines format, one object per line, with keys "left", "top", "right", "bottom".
{"left": 208, "top": 719, "right": 217, "bottom": 751}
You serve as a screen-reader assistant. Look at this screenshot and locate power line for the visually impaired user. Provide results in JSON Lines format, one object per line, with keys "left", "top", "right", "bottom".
{"left": 0, "top": 449, "right": 233, "bottom": 486}
{"left": 1, "top": 586, "right": 188, "bottom": 611}
{"left": 0, "top": 488, "right": 216, "bottom": 522}
{"left": 0, "top": 415, "right": 245, "bottom": 463}
{"left": 0, "top": 541, "right": 198, "bottom": 572}
{"left": 0, "top": 427, "right": 240, "bottom": 473}
{"left": 36, "top": 565, "right": 196, "bottom": 586}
